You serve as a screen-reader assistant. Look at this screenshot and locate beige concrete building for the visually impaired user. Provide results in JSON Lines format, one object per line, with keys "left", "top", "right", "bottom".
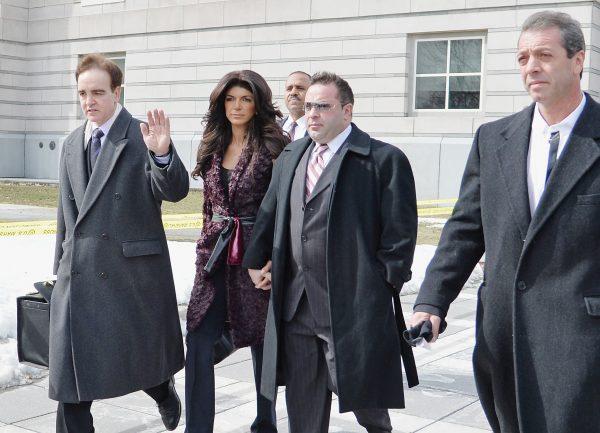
{"left": 1, "top": 0, "right": 599, "bottom": 197}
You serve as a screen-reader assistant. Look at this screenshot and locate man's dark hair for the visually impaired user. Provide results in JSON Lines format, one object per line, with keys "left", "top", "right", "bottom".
{"left": 310, "top": 71, "right": 354, "bottom": 106}
{"left": 288, "top": 71, "right": 311, "bottom": 80}
{"left": 522, "top": 11, "right": 585, "bottom": 58}
{"left": 76, "top": 53, "right": 123, "bottom": 90}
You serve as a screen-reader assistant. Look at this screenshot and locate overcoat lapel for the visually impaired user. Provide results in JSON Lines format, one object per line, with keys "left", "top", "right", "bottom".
{"left": 77, "top": 109, "right": 131, "bottom": 225}
{"left": 306, "top": 124, "right": 371, "bottom": 204}
{"left": 496, "top": 105, "right": 534, "bottom": 241}
{"left": 279, "top": 136, "right": 313, "bottom": 206}
{"left": 526, "top": 97, "right": 600, "bottom": 247}
{"left": 64, "top": 125, "right": 88, "bottom": 210}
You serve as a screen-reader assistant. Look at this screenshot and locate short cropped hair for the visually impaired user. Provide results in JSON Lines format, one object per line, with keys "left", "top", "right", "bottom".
{"left": 288, "top": 71, "right": 311, "bottom": 80}
{"left": 522, "top": 11, "right": 585, "bottom": 58}
{"left": 75, "top": 53, "right": 123, "bottom": 90}
{"left": 310, "top": 71, "right": 354, "bottom": 106}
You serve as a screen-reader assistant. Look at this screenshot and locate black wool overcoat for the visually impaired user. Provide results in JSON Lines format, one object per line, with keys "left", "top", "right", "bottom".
{"left": 243, "top": 124, "right": 418, "bottom": 412}
{"left": 416, "top": 94, "right": 600, "bottom": 433}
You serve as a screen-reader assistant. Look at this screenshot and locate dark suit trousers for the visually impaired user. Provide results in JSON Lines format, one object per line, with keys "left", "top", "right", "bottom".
{"left": 56, "top": 381, "right": 169, "bottom": 433}
{"left": 283, "top": 295, "right": 392, "bottom": 433}
{"left": 185, "top": 269, "right": 276, "bottom": 433}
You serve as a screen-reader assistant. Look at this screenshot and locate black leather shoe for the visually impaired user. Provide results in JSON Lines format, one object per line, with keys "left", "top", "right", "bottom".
{"left": 157, "top": 377, "right": 181, "bottom": 431}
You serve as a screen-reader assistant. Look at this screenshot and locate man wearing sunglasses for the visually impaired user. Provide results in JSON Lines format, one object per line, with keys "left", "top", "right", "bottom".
{"left": 244, "top": 71, "right": 418, "bottom": 433}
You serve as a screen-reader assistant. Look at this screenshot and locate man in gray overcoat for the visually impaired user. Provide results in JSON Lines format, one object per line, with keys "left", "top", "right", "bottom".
{"left": 411, "top": 11, "right": 600, "bottom": 433}
{"left": 51, "top": 53, "right": 189, "bottom": 432}
{"left": 243, "top": 71, "right": 418, "bottom": 433}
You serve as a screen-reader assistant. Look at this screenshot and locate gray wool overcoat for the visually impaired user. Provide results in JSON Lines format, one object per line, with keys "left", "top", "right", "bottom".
{"left": 50, "top": 108, "right": 189, "bottom": 403}
{"left": 416, "top": 94, "right": 600, "bottom": 433}
{"left": 243, "top": 124, "right": 418, "bottom": 412}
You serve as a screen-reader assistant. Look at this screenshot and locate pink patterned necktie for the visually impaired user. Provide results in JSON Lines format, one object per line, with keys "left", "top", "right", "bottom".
{"left": 289, "top": 121, "right": 297, "bottom": 141}
{"left": 305, "top": 143, "right": 328, "bottom": 201}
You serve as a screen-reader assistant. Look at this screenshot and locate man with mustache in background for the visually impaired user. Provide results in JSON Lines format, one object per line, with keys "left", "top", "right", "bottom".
{"left": 280, "top": 71, "right": 311, "bottom": 141}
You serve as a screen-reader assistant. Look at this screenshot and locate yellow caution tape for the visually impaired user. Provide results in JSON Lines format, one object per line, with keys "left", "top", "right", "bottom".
{"left": 417, "top": 198, "right": 458, "bottom": 207}
{"left": 418, "top": 207, "right": 454, "bottom": 217}
{"left": 0, "top": 200, "right": 456, "bottom": 237}
{"left": 0, "top": 214, "right": 204, "bottom": 237}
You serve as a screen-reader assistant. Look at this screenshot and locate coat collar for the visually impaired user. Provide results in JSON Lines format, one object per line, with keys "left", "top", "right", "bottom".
{"left": 496, "top": 94, "right": 600, "bottom": 245}
{"left": 525, "top": 93, "right": 600, "bottom": 246}
{"left": 64, "top": 124, "right": 88, "bottom": 210}
{"left": 208, "top": 139, "right": 256, "bottom": 212}
{"left": 496, "top": 104, "right": 534, "bottom": 241}
{"left": 76, "top": 108, "right": 132, "bottom": 225}
{"left": 346, "top": 123, "right": 371, "bottom": 156}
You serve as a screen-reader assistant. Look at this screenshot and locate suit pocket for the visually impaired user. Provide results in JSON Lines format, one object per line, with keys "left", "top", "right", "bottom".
{"left": 122, "top": 239, "right": 163, "bottom": 257}
{"left": 576, "top": 193, "right": 600, "bottom": 205}
{"left": 584, "top": 296, "right": 600, "bottom": 317}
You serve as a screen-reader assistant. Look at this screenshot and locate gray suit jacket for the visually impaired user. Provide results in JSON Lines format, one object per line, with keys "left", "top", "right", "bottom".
{"left": 50, "top": 108, "right": 189, "bottom": 403}
{"left": 415, "top": 93, "right": 600, "bottom": 432}
{"left": 284, "top": 141, "right": 345, "bottom": 326}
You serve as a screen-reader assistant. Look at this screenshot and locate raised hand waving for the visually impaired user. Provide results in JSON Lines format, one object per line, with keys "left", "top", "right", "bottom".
{"left": 141, "top": 109, "right": 171, "bottom": 156}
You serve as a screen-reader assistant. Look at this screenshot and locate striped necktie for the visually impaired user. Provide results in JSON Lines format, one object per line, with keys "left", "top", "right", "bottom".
{"left": 288, "top": 121, "right": 297, "bottom": 141}
{"left": 545, "top": 131, "right": 560, "bottom": 183}
{"left": 90, "top": 128, "right": 104, "bottom": 169}
{"left": 305, "top": 143, "right": 328, "bottom": 201}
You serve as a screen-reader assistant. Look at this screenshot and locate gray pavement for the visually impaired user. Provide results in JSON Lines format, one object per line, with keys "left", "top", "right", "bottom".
{"left": 0, "top": 289, "right": 490, "bottom": 433}
{"left": 0, "top": 204, "right": 57, "bottom": 222}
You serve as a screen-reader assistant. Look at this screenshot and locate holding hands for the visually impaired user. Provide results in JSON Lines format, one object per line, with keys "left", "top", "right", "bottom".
{"left": 141, "top": 109, "right": 171, "bottom": 156}
{"left": 248, "top": 260, "right": 272, "bottom": 291}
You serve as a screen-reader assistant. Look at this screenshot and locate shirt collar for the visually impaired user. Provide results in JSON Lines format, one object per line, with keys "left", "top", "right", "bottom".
{"left": 84, "top": 103, "right": 122, "bottom": 149}
{"left": 532, "top": 93, "right": 586, "bottom": 136}
{"left": 283, "top": 114, "right": 306, "bottom": 129}
{"left": 315, "top": 123, "right": 352, "bottom": 154}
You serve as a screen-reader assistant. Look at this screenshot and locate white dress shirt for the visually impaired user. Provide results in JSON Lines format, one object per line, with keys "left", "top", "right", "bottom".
{"left": 84, "top": 103, "right": 122, "bottom": 149}
{"left": 283, "top": 115, "right": 307, "bottom": 141}
{"left": 527, "top": 94, "right": 586, "bottom": 215}
{"left": 312, "top": 124, "right": 352, "bottom": 168}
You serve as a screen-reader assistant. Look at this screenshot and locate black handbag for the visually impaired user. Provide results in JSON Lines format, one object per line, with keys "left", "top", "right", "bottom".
{"left": 16, "top": 280, "right": 55, "bottom": 369}
{"left": 213, "top": 327, "right": 235, "bottom": 365}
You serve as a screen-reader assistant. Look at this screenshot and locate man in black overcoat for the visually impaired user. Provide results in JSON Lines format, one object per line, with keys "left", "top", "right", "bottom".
{"left": 411, "top": 11, "right": 600, "bottom": 433}
{"left": 51, "top": 53, "right": 188, "bottom": 432}
{"left": 243, "top": 71, "right": 418, "bottom": 433}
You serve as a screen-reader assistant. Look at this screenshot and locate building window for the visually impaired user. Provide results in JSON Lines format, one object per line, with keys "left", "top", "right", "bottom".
{"left": 77, "top": 52, "right": 126, "bottom": 119}
{"left": 414, "top": 37, "right": 483, "bottom": 111}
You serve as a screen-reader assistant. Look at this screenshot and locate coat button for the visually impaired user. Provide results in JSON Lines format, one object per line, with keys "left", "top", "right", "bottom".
{"left": 98, "top": 272, "right": 108, "bottom": 279}
{"left": 517, "top": 281, "right": 526, "bottom": 291}
{"left": 100, "top": 233, "right": 109, "bottom": 240}
{"left": 71, "top": 270, "right": 79, "bottom": 276}
{"left": 68, "top": 194, "right": 75, "bottom": 200}
{"left": 301, "top": 235, "right": 307, "bottom": 242}
{"left": 114, "top": 193, "right": 121, "bottom": 200}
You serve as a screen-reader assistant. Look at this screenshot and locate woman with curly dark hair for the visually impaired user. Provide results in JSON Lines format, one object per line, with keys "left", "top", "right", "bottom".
{"left": 185, "top": 70, "right": 288, "bottom": 433}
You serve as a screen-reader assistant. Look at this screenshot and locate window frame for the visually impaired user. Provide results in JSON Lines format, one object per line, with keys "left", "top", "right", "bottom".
{"left": 413, "top": 35, "right": 485, "bottom": 113}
